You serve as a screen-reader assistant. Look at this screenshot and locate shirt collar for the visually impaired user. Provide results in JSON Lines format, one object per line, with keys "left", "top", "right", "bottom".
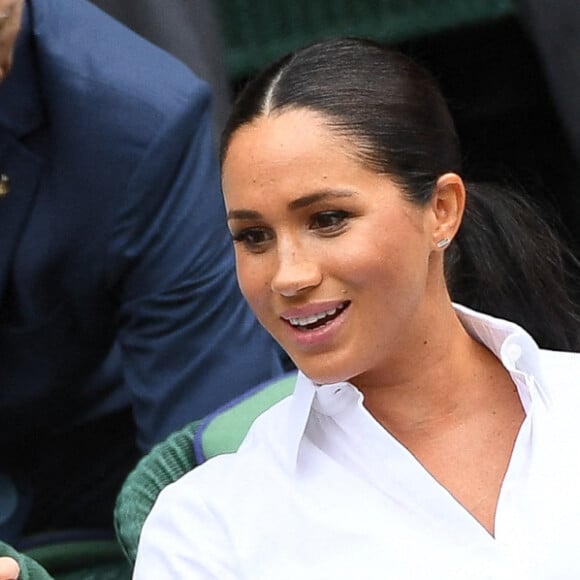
{"left": 453, "top": 303, "right": 548, "bottom": 410}
{"left": 282, "top": 372, "right": 316, "bottom": 468}
{"left": 0, "top": 4, "right": 44, "bottom": 138}
{"left": 281, "top": 304, "right": 548, "bottom": 470}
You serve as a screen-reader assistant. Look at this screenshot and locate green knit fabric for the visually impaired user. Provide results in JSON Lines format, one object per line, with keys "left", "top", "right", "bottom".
{"left": 114, "top": 373, "right": 297, "bottom": 565}
{"left": 24, "top": 541, "right": 130, "bottom": 580}
{"left": 0, "top": 539, "right": 131, "bottom": 580}
{"left": 0, "top": 541, "right": 53, "bottom": 580}
{"left": 113, "top": 419, "right": 201, "bottom": 565}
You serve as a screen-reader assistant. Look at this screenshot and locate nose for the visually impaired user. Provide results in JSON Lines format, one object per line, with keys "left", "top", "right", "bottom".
{"left": 270, "top": 246, "right": 322, "bottom": 297}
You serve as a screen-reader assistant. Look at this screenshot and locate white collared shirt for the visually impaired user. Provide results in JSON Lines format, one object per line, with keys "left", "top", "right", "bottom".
{"left": 134, "top": 305, "right": 580, "bottom": 579}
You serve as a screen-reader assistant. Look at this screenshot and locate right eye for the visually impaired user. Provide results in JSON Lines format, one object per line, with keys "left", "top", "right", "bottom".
{"left": 231, "top": 227, "right": 274, "bottom": 253}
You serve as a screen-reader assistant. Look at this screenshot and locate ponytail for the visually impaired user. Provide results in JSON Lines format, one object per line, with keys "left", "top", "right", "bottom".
{"left": 445, "top": 183, "right": 580, "bottom": 351}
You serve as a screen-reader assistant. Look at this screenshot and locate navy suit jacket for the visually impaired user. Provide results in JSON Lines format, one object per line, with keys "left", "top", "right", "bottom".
{"left": 88, "top": 0, "right": 232, "bottom": 140}
{"left": 0, "top": 0, "right": 282, "bottom": 539}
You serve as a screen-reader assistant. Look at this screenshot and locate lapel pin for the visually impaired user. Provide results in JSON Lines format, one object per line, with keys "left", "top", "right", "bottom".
{"left": 0, "top": 173, "right": 9, "bottom": 196}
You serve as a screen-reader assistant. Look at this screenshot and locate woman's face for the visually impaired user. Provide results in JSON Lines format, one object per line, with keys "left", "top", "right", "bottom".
{"left": 222, "top": 109, "right": 446, "bottom": 387}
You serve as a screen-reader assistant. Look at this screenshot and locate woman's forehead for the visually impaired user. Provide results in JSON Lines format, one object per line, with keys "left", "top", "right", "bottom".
{"left": 222, "top": 109, "right": 363, "bottom": 179}
{"left": 221, "top": 114, "right": 407, "bottom": 217}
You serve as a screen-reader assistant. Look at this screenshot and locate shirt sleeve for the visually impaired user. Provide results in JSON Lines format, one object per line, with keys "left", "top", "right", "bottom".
{"left": 108, "top": 83, "right": 283, "bottom": 450}
{"left": 133, "top": 482, "right": 239, "bottom": 579}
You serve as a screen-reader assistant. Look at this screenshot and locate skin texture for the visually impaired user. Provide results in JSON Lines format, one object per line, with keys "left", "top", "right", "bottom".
{"left": 0, "top": 0, "right": 24, "bottom": 81}
{"left": 0, "top": 558, "right": 19, "bottom": 580}
{"left": 222, "top": 108, "right": 464, "bottom": 390}
{"left": 222, "top": 108, "right": 525, "bottom": 536}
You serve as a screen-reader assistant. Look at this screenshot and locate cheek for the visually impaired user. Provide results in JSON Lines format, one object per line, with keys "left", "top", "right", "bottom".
{"left": 330, "top": 237, "right": 400, "bottom": 285}
{"left": 339, "top": 235, "right": 429, "bottom": 304}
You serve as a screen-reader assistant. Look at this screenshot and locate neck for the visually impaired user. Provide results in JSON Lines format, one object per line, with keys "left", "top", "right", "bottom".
{"left": 352, "top": 301, "right": 507, "bottom": 435}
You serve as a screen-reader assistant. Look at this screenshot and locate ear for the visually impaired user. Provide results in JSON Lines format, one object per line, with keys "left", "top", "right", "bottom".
{"left": 428, "top": 173, "right": 466, "bottom": 250}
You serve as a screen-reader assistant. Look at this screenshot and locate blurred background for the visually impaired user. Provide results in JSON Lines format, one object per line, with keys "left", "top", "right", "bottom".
{"left": 211, "top": 0, "right": 580, "bottom": 257}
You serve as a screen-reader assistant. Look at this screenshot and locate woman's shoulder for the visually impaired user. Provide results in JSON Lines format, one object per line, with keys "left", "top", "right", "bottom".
{"left": 137, "top": 395, "right": 296, "bottom": 568}
{"left": 539, "top": 348, "right": 580, "bottom": 375}
{"left": 538, "top": 348, "right": 580, "bottom": 405}
{"left": 159, "top": 394, "right": 296, "bottom": 503}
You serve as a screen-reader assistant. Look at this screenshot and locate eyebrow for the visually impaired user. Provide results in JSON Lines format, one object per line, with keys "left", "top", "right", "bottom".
{"left": 226, "top": 189, "right": 357, "bottom": 221}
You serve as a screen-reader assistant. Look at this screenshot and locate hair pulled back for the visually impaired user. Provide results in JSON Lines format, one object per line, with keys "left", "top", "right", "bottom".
{"left": 222, "top": 37, "right": 580, "bottom": 351}
{"left": 221, "top": 37, "right": 460, "bottom": 204}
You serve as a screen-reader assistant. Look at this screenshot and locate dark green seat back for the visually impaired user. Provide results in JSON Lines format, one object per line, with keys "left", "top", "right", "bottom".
{"left": 216, "top": 0, "right": 516, "bottom": 79}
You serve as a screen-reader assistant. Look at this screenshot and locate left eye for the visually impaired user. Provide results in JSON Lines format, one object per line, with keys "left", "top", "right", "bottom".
{"left": 310, "top": 210, "right": 351, "bottom": 232}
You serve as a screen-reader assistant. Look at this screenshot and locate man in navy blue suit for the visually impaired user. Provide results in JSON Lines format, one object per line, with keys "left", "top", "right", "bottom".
{"left": 88, "top": 0, "right": 232, "bottom": 144}
{"left": 0, "top": 0, "right": 283, "bottom": 543}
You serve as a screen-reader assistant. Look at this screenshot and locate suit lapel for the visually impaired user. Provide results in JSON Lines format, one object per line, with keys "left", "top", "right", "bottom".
{"left": 0, "top": 131, "right": 43, "bottom": 309}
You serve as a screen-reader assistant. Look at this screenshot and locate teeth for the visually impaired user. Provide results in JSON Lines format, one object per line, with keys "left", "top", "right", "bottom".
{"left": 288, "top": 304, "right": 345, "bottom": 327}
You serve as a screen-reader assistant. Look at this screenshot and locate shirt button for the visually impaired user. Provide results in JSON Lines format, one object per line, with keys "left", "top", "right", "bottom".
{"left": 506, "top": 343, "right": 523, "bottom": 362}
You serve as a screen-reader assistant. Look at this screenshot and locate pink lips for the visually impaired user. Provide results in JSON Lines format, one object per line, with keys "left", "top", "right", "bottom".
{"left": 279, "top": 300, "right": 350, "bottom": 348}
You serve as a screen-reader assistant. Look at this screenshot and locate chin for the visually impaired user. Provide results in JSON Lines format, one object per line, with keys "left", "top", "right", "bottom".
{"left": 285, "top": 346, "right": 360, "bottom": 385}
{"left": 296, "top": 362, "right": 354, "bottom": 386}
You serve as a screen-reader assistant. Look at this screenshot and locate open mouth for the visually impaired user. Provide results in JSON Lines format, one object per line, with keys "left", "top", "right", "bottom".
{"left": 286, "top": 302, "right": 350, "bottom": 331}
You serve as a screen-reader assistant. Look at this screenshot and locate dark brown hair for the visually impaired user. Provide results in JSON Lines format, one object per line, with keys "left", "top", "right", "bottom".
{"left": 221, "top": 37, "right": 580, "bottom": 350}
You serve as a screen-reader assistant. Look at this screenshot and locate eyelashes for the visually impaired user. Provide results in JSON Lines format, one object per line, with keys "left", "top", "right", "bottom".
{"left": 309, "top": 210, "right": 351, "bottom": 232}
{"left": 231, "top": 209, "right": 354, "bottom": 253}
{"left": 232, "top": 227, "right": 272, "bottom": 247}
